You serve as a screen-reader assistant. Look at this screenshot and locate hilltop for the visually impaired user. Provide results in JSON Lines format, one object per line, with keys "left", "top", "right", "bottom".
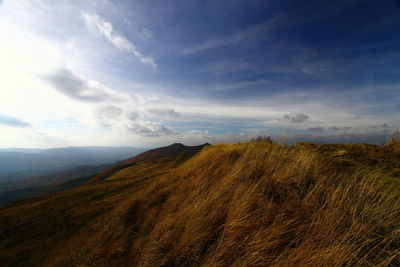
{"left": 88, "top": 143, "right": 209, "bottom": 182}
{"left": 123, "top": 143, "right": 210, "bottom": 163}
{"left": 0, "top": 141, "right": 399, "bottom": 266}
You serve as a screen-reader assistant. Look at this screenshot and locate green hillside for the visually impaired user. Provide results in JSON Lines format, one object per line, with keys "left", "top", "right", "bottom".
{"left": 0, "top": 141, "right": 399, "bottom": 266}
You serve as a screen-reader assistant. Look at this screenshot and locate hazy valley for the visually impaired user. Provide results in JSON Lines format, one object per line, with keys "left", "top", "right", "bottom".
{"left": 0, "top": 147, "right": 145, "bottom": 204}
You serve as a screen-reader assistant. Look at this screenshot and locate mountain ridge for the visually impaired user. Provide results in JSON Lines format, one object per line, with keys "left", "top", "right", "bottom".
{"left": 0, "top": 143, "right": 210, "bottom": 205}
{"left": 90, "top": 143, "right": 210, "bottom": 182}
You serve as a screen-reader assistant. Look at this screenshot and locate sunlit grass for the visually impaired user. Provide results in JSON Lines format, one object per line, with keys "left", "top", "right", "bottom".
{"left": 0, "top": 141, "right": 399, "bottom": 266}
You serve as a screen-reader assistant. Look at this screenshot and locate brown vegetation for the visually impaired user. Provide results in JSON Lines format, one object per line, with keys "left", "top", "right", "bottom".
{"left": 386, "top": 129, "right": 400, "bottom": 154}
{"left": 0, "top": 141, "right": 399, "bottom": 266}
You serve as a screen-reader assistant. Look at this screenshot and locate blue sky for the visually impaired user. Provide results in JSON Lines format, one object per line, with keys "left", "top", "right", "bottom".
{"left": 0, "top": 0, "right": 399, "bottom": 148}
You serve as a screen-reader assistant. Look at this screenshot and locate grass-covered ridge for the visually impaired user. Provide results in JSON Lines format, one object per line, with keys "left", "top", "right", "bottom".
{"left": 0, "top": 141, "right": 399, "bottom": 266}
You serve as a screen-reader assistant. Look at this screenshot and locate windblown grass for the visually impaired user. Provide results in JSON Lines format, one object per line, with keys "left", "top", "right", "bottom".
{"left": 386, "top": 129, "right": 400, "bottom": 154}
{"left": 0, "top": 142, "right": 399, "bottom": 266}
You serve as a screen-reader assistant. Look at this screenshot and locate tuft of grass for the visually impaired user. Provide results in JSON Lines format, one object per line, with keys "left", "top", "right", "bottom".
{"left": 386, "top": 129, "right": 400, "bottom": 154}
{"left": 0, "top": 141, "right": 399, "bottom": 266}
{"left": 386, "top": 129, "right": 400, "bottom": 145}
{"left": 249, "top": 135, "right": 274, "bottom": 143}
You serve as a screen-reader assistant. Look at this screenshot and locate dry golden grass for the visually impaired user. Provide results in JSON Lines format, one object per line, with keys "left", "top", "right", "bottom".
{"left": 0, "top": 141, "right": 399, "bottom": 266}
{"left": 386, "top": 129, "right": 400, "bottom": 154}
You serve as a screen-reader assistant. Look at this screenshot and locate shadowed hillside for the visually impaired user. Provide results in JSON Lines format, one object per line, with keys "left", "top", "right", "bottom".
{"left": 123, "top": 143, "right": 211, "bottom": 164}
{"left": 0, "top": 143, "right": 208, "bottom": 205}
{"left": 0, "top": 141, "right": 399, "bottom": 266}
{"left": 90, "top": 143, "right": 209, "bottom": 182}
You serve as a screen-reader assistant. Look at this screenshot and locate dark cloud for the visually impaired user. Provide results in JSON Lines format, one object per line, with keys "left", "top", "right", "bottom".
{"left": 283, "top": 113, "right": 309, "bottom": 123}
{"left": 0, "top": 114, "right": 31, "bottom": 128}
{"left": 45, "top": 68, "right": 116, "bottom": 102}
{"left": 147, "top": 108, "right": 182, "bottom": 119}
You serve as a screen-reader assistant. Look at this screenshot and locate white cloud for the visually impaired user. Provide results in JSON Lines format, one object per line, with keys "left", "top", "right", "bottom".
{"left": 92, "top": 105, "right": 177, "bottom": 138}
{"left": 81, "top": 12, "right": 157, "bottom": 68}
{"left": 0, "top": 1, "right": 397, "bottom": 148}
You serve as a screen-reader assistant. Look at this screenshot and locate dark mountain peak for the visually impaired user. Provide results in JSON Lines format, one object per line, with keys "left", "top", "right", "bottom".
{"left": 169, "top": 143, "right": 185, "bottom": 148}
{"left": 124, "top": 143, "right": 207, "bottom": 165}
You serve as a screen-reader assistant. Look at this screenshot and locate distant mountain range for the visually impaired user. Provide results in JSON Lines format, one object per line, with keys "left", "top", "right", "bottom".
{"left": 0, "top": 146, "right": 146, "bottom": 182}
{"left": 0, "top": 143, "right": 209, "bottom": 205}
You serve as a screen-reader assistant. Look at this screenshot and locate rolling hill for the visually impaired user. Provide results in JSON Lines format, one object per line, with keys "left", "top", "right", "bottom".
{"left": 0, "top": 141, "right": 399, "bottom": 266}
{"left": 0, "top": 143, "right": 208, "bottom": 205}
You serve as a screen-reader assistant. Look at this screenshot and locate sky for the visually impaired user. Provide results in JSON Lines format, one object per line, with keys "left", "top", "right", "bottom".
{"left": 0, "top": 0, "right": 399, "bottom": 148}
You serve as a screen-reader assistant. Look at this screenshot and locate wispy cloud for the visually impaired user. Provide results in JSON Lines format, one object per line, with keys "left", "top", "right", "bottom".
{"left": 81, "top": 11, "right": 157, "bottom": 68}
{"left": 181, "top": 16, "right": 280, "bottom": 55}
{"left": 0, "top": 113, "right": 31, "bottom": 128}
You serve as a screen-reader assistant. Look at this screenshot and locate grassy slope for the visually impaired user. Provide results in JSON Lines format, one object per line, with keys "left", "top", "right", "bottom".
{"left": 0, "top": 143, "right": 207, "bottom": 205}
{"left": 0, "top": 142, "right": 399, "bottom": 266}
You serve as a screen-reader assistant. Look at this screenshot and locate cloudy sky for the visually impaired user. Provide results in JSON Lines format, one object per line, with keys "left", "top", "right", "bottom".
{"left": 0, "top": 0, "right": 399, "bottom": 148}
